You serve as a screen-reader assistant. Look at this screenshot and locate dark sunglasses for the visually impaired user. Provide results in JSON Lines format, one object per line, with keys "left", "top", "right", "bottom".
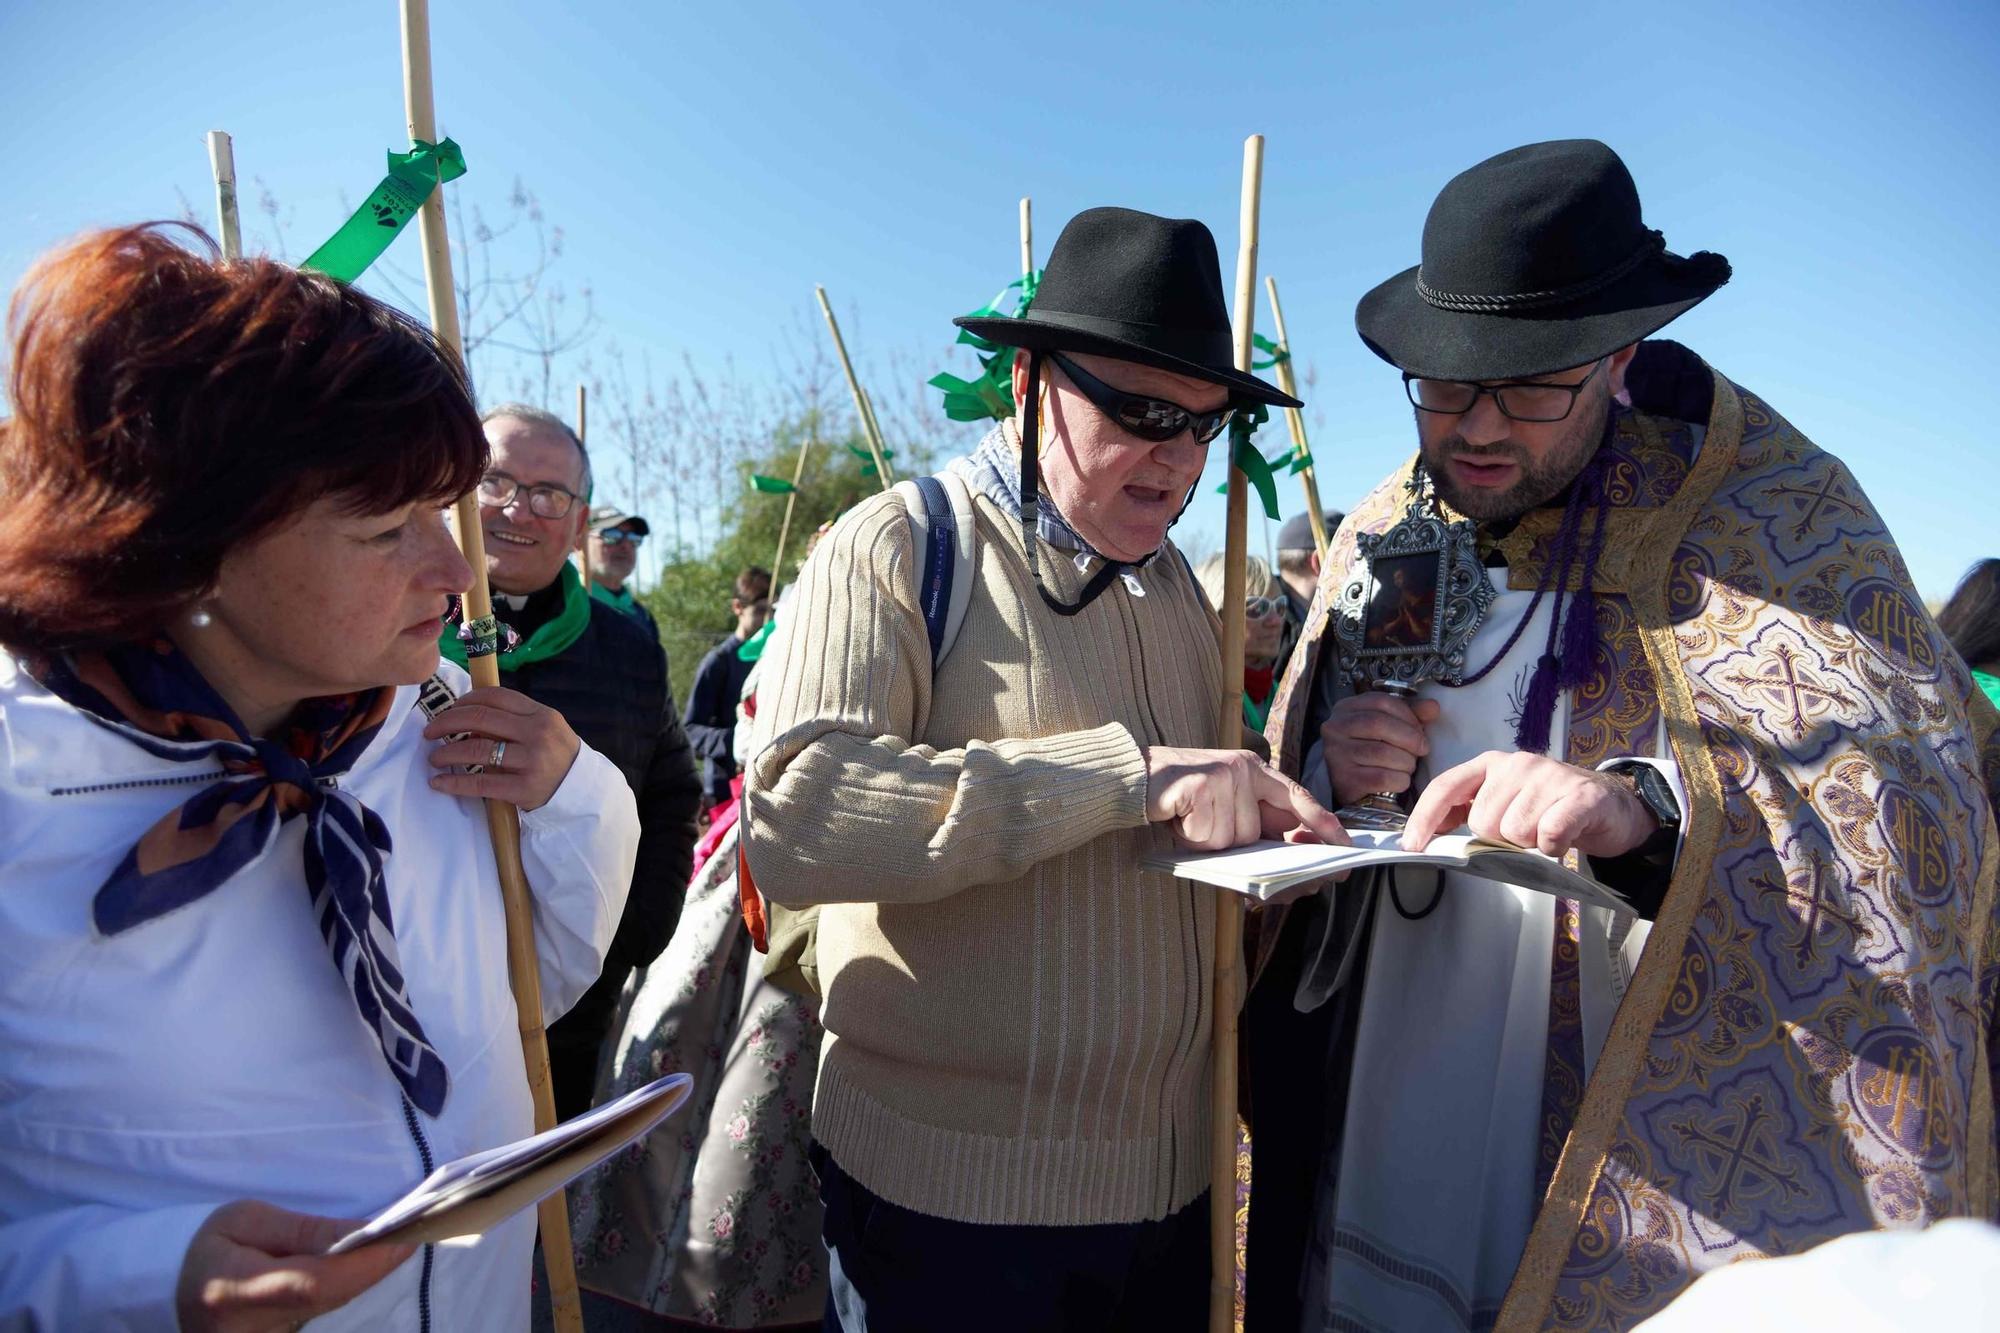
{"left": 595, "top": 527, "right": 646, "bottom": 547}
{"left": 1049, "top": 353, "right": 1236, "bottom": 445}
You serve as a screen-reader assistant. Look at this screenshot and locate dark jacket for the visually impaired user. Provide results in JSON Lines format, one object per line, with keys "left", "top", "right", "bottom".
{"left": 499, "top": 588, "right": 702, "bottom": 1119}
{"left": 682, "top": 635, "right": 754, "bottom": 802}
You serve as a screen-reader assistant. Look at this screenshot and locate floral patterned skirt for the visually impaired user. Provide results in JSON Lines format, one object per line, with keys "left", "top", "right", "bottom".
{"left": 569, "top": 821, "right": 828, "bottom": 1328}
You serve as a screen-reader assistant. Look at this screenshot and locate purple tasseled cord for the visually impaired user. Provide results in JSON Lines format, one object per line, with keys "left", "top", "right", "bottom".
{"left": 1513, "top": 449, "right": 1611, "bottom": 754}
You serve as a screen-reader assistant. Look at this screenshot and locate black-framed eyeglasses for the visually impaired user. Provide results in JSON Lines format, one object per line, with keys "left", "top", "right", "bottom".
{"left": 477, "top": 470, "right": 582, "bottom": 520}
{"left": 1403, "top": 359, "right": 1604, "bottom": 423}
{"left": 596, "top": 527, "right": 646, "bottom": 547}
{"left": 1050, "top": 352, "right": 1236, "bottom": 445}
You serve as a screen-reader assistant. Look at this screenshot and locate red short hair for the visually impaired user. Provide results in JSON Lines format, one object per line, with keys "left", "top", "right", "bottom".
{"left": 0, "top": 224, "right": 486, "bottom": 653}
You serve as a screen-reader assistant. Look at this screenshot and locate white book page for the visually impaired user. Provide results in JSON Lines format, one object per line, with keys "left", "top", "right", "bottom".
{"left": 327, "top": 1071, "right": 694, "bottom": 1254}
{"left": 1145, "top": 830, "right": 1633, "bottom": 913}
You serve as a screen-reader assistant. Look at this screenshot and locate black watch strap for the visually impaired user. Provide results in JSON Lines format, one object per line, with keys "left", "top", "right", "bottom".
{"left": 1607, "top": 760, "right": 1680, "bottom": 832}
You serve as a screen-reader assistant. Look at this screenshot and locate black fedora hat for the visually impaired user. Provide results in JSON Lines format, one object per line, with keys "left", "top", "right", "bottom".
{"left": 1356, "top": 140, "right": 1731, "bottom": 382}
{"left": 956, "top": 207, "right": 1300, "bottom": 408}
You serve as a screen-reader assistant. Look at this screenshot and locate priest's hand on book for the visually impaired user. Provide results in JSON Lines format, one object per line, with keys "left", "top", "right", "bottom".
{"left": 1319, "top": 691, "right": 1444, "bottom": 807}
{"left": 1143, "top": 746, "right": 1349, "bottom": 852}
{"left": 175, "top": 1200, "right": 415, "bottom": 1333}
{"left": 1399, "top": 751, "right": 1658, "bottom": 859}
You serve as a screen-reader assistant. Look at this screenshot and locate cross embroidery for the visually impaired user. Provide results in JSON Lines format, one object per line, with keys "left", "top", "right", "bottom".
{"left": 1669, "top": 1092, "right": 1809, "bottom": 1217}
{"left": 1751, "top": 851, "right": 1870, "bottom": 971}
{"left": 1723, "top": 640, "right": 1860, "bottom": 737}
{"left": 1761, "top": 473, "right": 1865, "bottom": 541}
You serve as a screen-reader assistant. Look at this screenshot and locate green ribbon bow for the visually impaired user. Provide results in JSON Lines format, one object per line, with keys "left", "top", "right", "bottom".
{"left": 847, "top": 442, "right": 894, "bottom": 479}
{"left": 928, "top": 271, "right": 1041, "bottom": 422}
{"left": 303, "top": 139, "right": 468, "bottom": 284}
{"left": 1251, "top": 332, "right": 1290, "bottom": 370}
{"left": 750, "top": 474, "right": 797, "bottom": 495}
{"left": 1213, "top": 403, "right": 1281, "bottom": 520}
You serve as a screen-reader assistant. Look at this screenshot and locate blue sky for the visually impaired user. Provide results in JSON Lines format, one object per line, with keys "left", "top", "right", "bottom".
{"left": 4, "top": 0, "right": 1996, "bottom": 599}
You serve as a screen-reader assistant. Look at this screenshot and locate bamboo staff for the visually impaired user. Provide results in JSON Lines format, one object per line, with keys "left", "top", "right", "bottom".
{"left": 1020, "top": 196, "right": 1033, "bottom": 276}
{"left": 1263, "top": 276, "right": 1331, "bottom": 559}
{"left": 205, "top": 131, "right": 242, "bottom": 261}
{"left": 575, "top": 383, "right": 592, "bottom": 591}
{"left": 813, "top": 285, "right": 893, "bottom": 492}
{"left": 858, "top": 386, "right": 895, "bottom": 485}
{"left": 1210, "top": 133, "right": 1264, "bottom": 1333}
{"left": 398, "top": 5, "right": 584, "bottom": 1330}
{"left": 770, "top": 424, "right": 816, "bottom": 596}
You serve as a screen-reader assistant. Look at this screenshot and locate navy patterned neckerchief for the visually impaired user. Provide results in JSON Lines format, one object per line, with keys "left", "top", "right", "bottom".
{"left": 31, "top": 640, "right": 450, "bottom": 1117}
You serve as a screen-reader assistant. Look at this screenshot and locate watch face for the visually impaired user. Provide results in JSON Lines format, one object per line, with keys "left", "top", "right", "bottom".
{"left": 1631, "top": 766, "right": 1679, "bottom": 828}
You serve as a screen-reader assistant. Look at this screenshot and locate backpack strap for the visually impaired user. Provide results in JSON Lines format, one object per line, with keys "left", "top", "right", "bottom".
{"left": 895, "top": 474, "right": 979, "bottom": 670}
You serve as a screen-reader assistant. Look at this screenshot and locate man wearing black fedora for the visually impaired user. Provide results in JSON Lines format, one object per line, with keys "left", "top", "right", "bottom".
{"left": 743, "top": 206, "right": 1342, "bottom": 1330}
{"left": 1249, "top": 140, "right": 1998, "bottom": 1332}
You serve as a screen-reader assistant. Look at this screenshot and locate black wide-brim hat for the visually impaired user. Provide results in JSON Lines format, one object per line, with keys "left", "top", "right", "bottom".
{"left": 955, "top": 206, "right": 1300, "bottom": 408}
{"left": 1356, "top": 139, "right": 1731, "bottom": 382}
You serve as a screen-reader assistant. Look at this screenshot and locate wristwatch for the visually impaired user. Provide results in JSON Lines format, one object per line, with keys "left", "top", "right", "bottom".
{"left": 1605, "top": 760, "right": 1680, "bottom": 857}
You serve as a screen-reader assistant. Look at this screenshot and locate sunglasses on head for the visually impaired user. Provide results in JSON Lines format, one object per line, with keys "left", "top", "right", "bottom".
{"left": 1049, "top": 352, "right": 1237, "bottom": 445}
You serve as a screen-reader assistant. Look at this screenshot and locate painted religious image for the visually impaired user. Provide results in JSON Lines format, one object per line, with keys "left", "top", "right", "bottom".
{"left": 1364, "top": 553, "right": 1440, "bottom": 650}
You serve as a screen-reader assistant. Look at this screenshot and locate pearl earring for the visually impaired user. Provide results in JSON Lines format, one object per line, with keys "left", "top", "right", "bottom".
{"left": 189, "top": 605, "right": 213, "bottom": 628}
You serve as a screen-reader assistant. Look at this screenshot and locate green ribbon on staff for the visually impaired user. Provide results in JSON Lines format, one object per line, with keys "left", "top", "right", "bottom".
{"left": 750, "top": 474, "right": 797, "bottom": 495}
{"left": 846, "top": 443, "right": 894, "bottom": 463}
{"left": 928, "top": 271, "right": 1041, "bottom": 422}
{"left": 302, "top": 138, "right": 468, "bottom": 283}
{"left": 1214, "top": 404, "right": 1280, "bottom": 520}
{"left": 1251, "top": 332, "right": 1290, "bottom": 370}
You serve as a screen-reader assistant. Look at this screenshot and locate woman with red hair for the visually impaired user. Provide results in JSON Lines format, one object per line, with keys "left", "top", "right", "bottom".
{"left": 0, "top": 226, "right": 639, "bottom": 1330}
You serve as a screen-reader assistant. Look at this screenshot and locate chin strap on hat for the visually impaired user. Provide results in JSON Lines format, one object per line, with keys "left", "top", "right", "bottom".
{"left": 1018, "top": 349, "right": 1133, "bottom": 617}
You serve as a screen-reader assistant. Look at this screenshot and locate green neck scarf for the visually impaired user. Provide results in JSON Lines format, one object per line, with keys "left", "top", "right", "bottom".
{"left": 737, "top": 617, "right": 776, "bottom": 663}
{"left": 440, "top": 561, "right": 592, "bottom": 673}
{"left": 588, "top": 581, "right": 640, "bottom": 616}
{"left": 1975, "top": 668, "right": 2000, "bottom": 711}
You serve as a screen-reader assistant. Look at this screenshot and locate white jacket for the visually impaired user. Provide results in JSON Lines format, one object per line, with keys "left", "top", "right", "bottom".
{"left": 0, "top": 657, "right": 639, "bottom": 1331}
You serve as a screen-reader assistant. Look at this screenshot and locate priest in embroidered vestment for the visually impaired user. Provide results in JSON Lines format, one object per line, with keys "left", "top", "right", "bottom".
{"left": 1245, "top": 140, "right": 2000, "bottom": 1333}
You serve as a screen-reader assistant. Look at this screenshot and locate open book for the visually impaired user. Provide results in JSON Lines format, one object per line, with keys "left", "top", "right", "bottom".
{"left": 1145, "top": 828, "right": 1636, "bottom": 916}
{"left": 328, "top": 1071, "right": 694, "bottom": 1254}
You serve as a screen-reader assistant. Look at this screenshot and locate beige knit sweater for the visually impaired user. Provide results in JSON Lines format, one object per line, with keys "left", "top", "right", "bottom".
{"left": 743, "top": 483, "right": 1226, "bottom": 1226}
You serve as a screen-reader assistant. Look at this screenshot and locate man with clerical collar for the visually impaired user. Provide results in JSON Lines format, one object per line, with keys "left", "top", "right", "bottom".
{"left": 1246, "top": 140, "right": 1999, "bottom": 1333}
{"left": 445, "top": 404, "right": 702, "bottom": 1121}
{"left": 584, "top": 504, "right": 657, "bottom": 633}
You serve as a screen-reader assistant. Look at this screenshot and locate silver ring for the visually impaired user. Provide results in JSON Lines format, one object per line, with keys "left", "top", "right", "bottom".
{"left": 489, "top": 739, "right": 508, "bottom": 771}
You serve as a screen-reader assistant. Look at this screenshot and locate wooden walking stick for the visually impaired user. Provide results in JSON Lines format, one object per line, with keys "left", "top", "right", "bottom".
{"left": 1263, "top": 276, "right": 1331, "bottom": 559}
{"left": 397, "top": 4, "right": 585, "bottom": 1330}
{"left": 574, "top": 382, "right": 591, "bottom": 591}
{"left": 769, "top": 425, "right": 816, "bottom": 598}
{"left": 206, "top": 131, "right": 242, "bottom": 261}
{"left": 1210, "top": 132, "right": 1265, "bottom": 1333}
{"left": 1020, "top": 195, "right": 1033, "bottom": 277}
{"left": 813, "top": 285, "right": 893, "bottom": 492}
{"left": 857, "top": 386, "right": 896, "bottom": 485}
